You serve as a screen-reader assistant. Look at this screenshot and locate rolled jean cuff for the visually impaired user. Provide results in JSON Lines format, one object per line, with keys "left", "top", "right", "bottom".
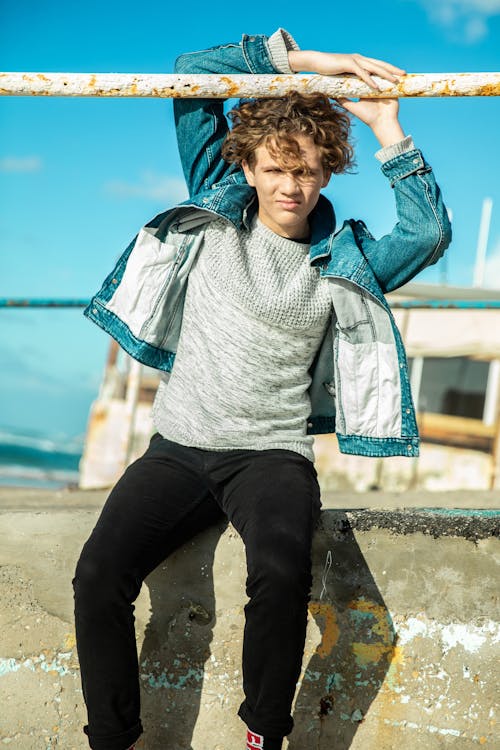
{"left": 238, "top": 700, "right": 293, "bottom": 740}
{"left": 83, "top": 720, "right": 143, "bottom": 750}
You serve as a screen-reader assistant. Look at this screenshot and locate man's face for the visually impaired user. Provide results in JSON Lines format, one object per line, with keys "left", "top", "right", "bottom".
{"left": 241, "top": 133, "right": 330, "bottom": 240}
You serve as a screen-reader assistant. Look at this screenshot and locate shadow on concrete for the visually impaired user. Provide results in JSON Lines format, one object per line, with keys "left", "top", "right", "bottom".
{"left": 289, "top": 512, "right": 396, "bottom": 749}
{"left": 138, "top": 519, "right": 228, "bottom": 750}
{"left": 136, "top": 512, "right": 395, "bottom": 749}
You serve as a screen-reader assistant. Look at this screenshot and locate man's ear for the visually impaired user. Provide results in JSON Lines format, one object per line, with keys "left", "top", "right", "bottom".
{"left": 241, "top": 159, "right": 256, "bottom": 187}
{"left": 322, "top": 170, "right": 332, "bottom": 189}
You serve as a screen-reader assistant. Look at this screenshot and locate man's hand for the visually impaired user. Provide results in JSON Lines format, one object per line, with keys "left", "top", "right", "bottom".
{"left": 288, "top": 50, "right": 406, "bottom": 147}
{"left": 288, "top": 50, "right": 405, "bottom": 89}
{"left": 337, "top": 97, "right": 405, "bottom": 148}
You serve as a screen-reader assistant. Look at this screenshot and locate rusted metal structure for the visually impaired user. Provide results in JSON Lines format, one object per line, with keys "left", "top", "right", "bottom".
{"left": 1, "top": 72, "right": 499, "bottom": 98}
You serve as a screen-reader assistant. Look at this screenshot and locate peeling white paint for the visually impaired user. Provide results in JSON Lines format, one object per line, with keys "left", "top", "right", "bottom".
{"left": 384, "top": 718, "right": 462, "bottom": 737}
{"left": 396, "top": 616, "right": 500, "bottom": 654}
{"left": 397, "top": 617, "right": 429, "bottom": 643}
{"left": 442, "top": 624, "right": 486, "bottom": 654}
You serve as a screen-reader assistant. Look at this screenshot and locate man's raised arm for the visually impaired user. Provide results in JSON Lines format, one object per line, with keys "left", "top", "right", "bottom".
{"left": 173, "top": 30, "right": 298, "bottom": 198}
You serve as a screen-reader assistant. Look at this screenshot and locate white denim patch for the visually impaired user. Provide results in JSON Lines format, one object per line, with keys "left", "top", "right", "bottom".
{"left": 337, "top": 339, "right": 401, "bottom": 437}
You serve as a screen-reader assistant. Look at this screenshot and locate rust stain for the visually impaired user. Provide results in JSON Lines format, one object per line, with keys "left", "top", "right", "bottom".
{"left": 37, "top": 73, "right": 49, "bottom": 81}
{"left": 477, "top": 83, "right": 500, "bottom": 96}
{"left": 308, "top": 601, "right": 339, "bottom": 658}
{"left": 160, "top": 85, "right": 179, "bottom": 97}
{"left": 89, "top": 74, "right": 97, "bottom": 88}
{"left": 220, "top": 75, "right": 242, "bottom": 98}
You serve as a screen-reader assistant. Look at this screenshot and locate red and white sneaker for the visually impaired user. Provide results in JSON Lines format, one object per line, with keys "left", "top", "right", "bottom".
{"left": 247, "top": 730, "right": 264, "bottom": 749}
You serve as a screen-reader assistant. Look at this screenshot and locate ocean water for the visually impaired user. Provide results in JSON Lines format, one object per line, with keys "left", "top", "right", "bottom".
{"left": 0, "top": 426, "right": 83, "bottom": 489}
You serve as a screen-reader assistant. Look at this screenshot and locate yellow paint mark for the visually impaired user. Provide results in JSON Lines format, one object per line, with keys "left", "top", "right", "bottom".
{"left": 64, "top": 632, "right": 76, "bottom": 650}
{"left": 352, "top": 642, "right": 390, "bottom": 667}
{"left": 308, "top": 601, "right": 339, "bottom": 658}
{"left": 348, "top": 598, "right": 395, "bottom": 665}
{"left": 412, "top": 670, "right": 419, "bottom": 679}
{"left": 384, "top": 645, "right": 405, "bottom": 692}
{"left": 348, "top": 598, "right": 392, "bottom": 643}
{"left": 479, "top": 737, "right": 487, "bottom": 745}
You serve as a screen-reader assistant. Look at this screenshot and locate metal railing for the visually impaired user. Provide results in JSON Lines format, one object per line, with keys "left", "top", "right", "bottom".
{"left": 3, "top": 298, "right": 500, "bottom": 310}
{"left": 1, "top": 72, "right": 499, "bottom": 98}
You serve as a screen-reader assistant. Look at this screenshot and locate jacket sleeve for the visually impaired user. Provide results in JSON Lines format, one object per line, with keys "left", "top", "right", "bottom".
{"left": 173, "top": 30, "right": 297, "bottom": 197}
{"left": 356, "top": 148, "right": 452, "bottom": 293}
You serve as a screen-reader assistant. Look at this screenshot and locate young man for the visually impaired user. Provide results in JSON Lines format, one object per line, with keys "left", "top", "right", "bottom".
{"left": 74, "top": 28, "right": 451, "bottom": 750}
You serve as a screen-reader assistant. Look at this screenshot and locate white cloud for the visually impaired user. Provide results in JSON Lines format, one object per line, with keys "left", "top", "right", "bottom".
{"left": 482, "top": 237, "right": 500, "bottom": 289}
{"left": 0, "top": 156, "right": 43, "bottom": 173}
{"left": 464, "top": 15, "right": 489, "bottom": 40}
{"left": 412, "top": 0, "right": 500, "bottom": 42}
{"left": 104, "top": 171, "right": 187, "bottom": 204}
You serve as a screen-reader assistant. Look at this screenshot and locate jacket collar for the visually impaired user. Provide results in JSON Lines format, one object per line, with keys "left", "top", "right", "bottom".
{"left": 147, "top": 181, "right": 337, "bottom": 262}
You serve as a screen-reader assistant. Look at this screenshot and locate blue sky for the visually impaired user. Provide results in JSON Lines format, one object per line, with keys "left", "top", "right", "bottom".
{"left": 1, "top": 0, "right": 499, "bottom": 444}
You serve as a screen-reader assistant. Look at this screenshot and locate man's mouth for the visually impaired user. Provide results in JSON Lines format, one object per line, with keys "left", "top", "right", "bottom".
{"left": 277, "top": 200, "right": 300, "bottom": 209}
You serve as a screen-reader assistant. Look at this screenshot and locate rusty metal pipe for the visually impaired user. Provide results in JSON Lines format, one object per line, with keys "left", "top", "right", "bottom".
{"left": 1, "top": 72, "right": 499, "bottom": 98}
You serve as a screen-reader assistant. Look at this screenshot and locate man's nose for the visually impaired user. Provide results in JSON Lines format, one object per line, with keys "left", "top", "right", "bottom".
{"left": 280, "top": 173, "right": 300, "bottom": 194}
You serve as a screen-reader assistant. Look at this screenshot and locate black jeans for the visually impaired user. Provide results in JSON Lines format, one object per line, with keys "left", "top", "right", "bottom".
{"left": 73, "top": 435, "right": 321, "bottom": 750}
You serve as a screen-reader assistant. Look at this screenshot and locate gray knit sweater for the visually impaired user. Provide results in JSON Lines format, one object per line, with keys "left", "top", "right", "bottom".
{"left": 152, "top": 217, "right": 332, "bottom": 461}
{"left": 152, "top": 134, "right": 416, "bottom": 459}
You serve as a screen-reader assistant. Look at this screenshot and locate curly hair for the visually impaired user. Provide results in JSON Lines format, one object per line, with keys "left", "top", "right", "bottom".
{"left": 222, "top": 92, "right": 354, "bottom": 175}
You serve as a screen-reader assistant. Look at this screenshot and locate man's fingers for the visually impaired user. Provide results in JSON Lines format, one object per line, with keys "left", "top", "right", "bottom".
{"left": 356, "top": 55, "right": 406, "bottom": 77}
{"left": 352, "top": 61, "right": 381, "bottom": 90}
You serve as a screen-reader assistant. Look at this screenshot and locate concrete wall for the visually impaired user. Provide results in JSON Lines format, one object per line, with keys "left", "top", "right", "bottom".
{"left": 0, "top": 488, "right": 498, "bottom": 749}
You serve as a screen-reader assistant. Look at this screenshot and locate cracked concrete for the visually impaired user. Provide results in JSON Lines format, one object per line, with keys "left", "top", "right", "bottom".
{"left": 0, "top": 488, "right": 499, "bottom": 749}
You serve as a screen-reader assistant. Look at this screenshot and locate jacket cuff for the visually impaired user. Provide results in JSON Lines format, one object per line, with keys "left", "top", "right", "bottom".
{"left": 267, "top": 28, "right": 300, "bottom": 74}
{"left": 375, "top": 135, "right": 415, "bottom": 163}
{"left": 380, "top": 147, "right": 429, "bottom": 187}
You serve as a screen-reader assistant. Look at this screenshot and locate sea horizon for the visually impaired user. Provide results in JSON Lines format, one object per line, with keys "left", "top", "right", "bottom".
{"left": 0, "top": 425, "right": 83, "bottom": 490}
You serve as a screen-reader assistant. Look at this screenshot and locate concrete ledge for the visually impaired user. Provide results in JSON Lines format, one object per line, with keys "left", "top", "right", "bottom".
{"left": 0, "top": 490, "right": 498, "bottom": 748}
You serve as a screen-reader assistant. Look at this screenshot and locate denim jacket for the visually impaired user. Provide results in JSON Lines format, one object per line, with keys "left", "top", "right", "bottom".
{"left": 85, "top": 31, "right": 452, "bottom": 458}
